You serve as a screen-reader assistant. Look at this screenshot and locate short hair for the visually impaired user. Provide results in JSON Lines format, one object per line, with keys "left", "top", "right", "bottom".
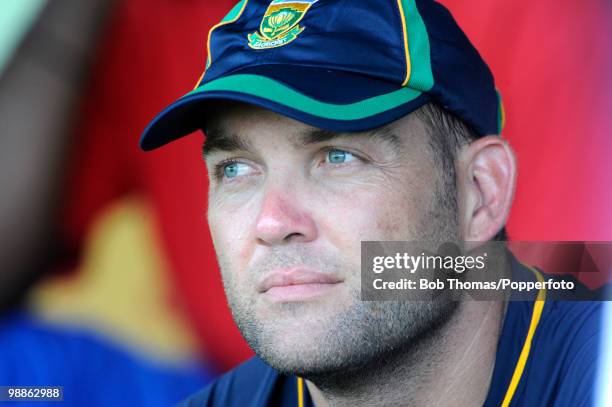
{"left": 415, "top": 103, "right": 508, "bottom": 241}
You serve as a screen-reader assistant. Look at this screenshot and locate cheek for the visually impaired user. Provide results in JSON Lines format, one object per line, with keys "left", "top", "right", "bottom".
{"left": 208, "top": 201, "right": 258, "bottom": 273}
{"left": 316, "top": 179, "right": 434, "bottom": 247}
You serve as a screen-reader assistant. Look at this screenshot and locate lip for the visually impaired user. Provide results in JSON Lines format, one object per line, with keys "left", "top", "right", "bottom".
{"left": 258, "top": 268, "right": 344, "bottom": 302}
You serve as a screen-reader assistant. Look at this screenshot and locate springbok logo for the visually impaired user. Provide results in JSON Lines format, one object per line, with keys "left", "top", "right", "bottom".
{"left": 248, "top": 0, "right": 318, "bottom": 49}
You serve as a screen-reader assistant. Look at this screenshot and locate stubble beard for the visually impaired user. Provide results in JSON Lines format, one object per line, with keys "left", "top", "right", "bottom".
{"left": 218, "top": 177, "right": 461, "bottom": 387}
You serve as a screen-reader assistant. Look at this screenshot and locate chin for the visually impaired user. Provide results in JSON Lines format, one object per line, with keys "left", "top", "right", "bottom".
{"left": 243, "top": 312, "right": 351, "bottom": 371}
{"left": 254, "top": 339, "right": 346, "bottom": 377}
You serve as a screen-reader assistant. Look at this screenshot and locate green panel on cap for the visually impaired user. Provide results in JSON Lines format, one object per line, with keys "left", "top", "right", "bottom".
{"left": 496, "top": 89, "right": 505, "bottom": 134}
{"left": 186, "top": 74, "right": 423, "bottom": 120}
{"left": 222, "top": 0, "right": 248, "bottom": 23}
{"left": 400, "top": 0, "right": 434, "bottom": 91}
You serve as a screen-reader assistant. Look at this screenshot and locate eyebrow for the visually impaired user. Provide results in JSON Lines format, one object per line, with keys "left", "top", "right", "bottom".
{"left": 202, "top": 124, "right": 401, "bottom": 157}
{"left": 300, "top": 127, "right": 401, "bottom": 151}
{"left": 202, "top": 126, "right": 254, "bottom": 157}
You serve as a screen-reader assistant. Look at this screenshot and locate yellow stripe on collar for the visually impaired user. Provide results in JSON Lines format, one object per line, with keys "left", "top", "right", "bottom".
{"left": 501, "top": 266, "right": 547, "bottom": 407}
{"left": 297, "top": 377, "right": 304, "bottom": 407}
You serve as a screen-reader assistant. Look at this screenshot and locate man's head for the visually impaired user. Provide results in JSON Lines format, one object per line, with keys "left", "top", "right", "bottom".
{"left": 202, "top": 100, "right": 515, "bottom": 379}
{"left": 140, "top": 0, "right": 516, "bottom": 382}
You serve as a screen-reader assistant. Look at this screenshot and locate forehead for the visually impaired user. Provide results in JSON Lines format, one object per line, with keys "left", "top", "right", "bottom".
{"left": 203, "top": 101, "right": 428, "bottom": 154}
{"left": 207, "top": 101, "right": 304, "bottom": 136}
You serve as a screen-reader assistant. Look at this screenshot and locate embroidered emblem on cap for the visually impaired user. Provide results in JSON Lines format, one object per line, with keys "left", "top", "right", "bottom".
{"left": 248, "top": 0, "right": 318, "bottom": 49}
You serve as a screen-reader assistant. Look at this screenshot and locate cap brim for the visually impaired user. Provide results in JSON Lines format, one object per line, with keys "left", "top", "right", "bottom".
{"left": 140, "top": 68, "right": 429, "bottom": 151}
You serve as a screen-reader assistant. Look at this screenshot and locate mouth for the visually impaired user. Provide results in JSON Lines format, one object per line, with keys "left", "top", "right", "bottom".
{"left": 258, "top": 267, "right": 344, "bottom": 302}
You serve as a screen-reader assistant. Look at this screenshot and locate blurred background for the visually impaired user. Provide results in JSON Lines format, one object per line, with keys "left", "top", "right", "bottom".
{"left": 0, "top": 0, "right": 610, "bottom": 406}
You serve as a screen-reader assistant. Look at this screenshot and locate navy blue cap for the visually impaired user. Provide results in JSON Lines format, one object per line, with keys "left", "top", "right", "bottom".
{"left": 140, "top": 0, "right": 504, "bottom": 151}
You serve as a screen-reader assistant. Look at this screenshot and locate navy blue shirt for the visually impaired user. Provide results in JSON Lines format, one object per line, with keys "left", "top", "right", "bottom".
{"left": 180, "top": 261, "right": 603, "bottom": 407}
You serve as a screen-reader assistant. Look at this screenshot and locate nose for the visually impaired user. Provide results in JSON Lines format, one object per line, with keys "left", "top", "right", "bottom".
{"left": 255, "top": 187, "right": 317, "bottom": 246}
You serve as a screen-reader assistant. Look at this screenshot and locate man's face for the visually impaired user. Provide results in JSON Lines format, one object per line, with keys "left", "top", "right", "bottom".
{"left": 205, "top": 103, "right": 460, "bottom": 377}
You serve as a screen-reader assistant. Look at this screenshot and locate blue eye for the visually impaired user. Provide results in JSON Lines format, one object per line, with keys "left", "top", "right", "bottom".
{"left": 326, "top": 149, "right": 356, "bottom": 164}
{"left": 222, "top": 162, "right": 249, "bottom": 178}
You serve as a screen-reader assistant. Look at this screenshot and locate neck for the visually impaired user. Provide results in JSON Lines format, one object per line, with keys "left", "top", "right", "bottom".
{"left": 306, "top": 300, "right": 506, "bottom": 407}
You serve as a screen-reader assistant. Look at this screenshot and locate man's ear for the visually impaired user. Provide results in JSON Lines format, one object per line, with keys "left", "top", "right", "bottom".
{"left": 455, "top": 136, "right": 517, "bottom": 242}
